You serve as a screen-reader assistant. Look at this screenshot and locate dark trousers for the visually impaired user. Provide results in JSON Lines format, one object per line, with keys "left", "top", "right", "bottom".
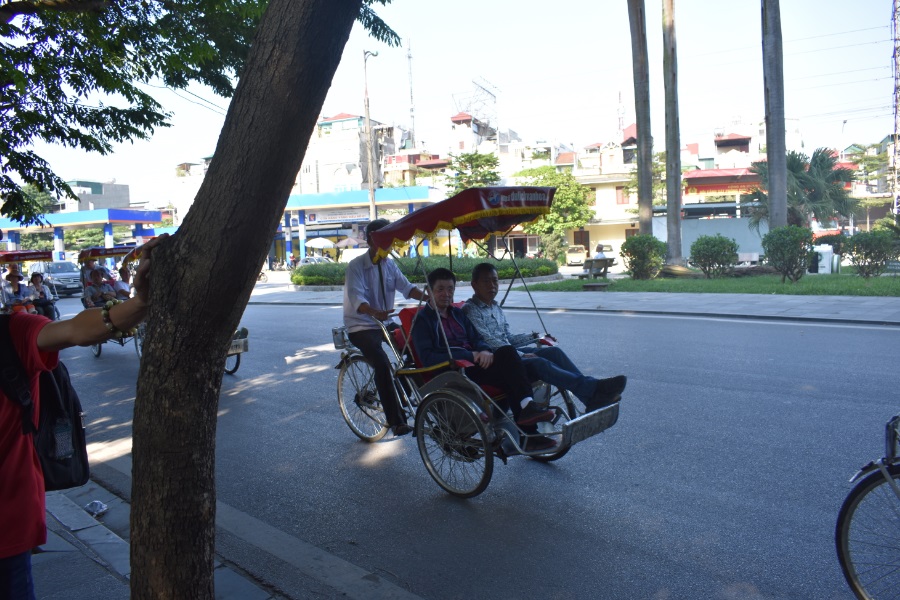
{"left": 463, "top": 345, "right": 532, "bottom": 418}
{"left": 347, "top": 328, "right": 405, "bottom": 426}
{"left": 0, "top": 551, "right": 35, "bottom": 600}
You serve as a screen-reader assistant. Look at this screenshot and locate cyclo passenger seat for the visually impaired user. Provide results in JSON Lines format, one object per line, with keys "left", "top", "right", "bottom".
{"left": 396, "top": 305, "right": 505, "bottom": 399}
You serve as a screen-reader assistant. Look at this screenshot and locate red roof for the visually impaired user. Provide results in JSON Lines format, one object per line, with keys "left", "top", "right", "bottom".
{"left": 714, "top": 133, "right": 751, "bottom": 146}
{"left": 321, "top": 112, "right": 360, "bottom": 122}
{"left": 556, "top": 152, "right": 575, "bottom": 165}
{"left": 417, "top": 158, "right": 449, "bottom": 169}
{"left": 450, "top": 112, "right": 473, "bottom": 124}
{"left": 683, "top": 168, "right": 752, "bottom": 180}
{"left": 685, "top": 143, "right": 699, "bottom": 155}
{"left": 622, "top": 123, "right": 637, "bottom": 144}
{"left": 585, "top": 142, "right": 604, "bottom": 149}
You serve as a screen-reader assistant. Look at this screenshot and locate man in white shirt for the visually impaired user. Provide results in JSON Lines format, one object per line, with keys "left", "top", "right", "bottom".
{"left": 342, "top": 219, "right": 428, "bottom": 436}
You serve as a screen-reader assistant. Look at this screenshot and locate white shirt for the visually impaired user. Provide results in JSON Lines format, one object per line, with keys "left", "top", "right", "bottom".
{"left": 343, "top": 253, "right": 416, "bottom": 333}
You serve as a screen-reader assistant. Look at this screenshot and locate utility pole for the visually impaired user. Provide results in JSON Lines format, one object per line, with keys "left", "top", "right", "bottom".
{"left": 407, "top": 40, "right": 416, "bottom": 150}
{"left": 364, "top": 49, "right": 378, "bottom": 220}
{"left": 893, "top": 0, "right": 900, "bottom": 218}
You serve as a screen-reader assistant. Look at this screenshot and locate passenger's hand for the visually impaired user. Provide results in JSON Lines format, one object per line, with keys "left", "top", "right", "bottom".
{"left": 473, "top": 350, "right": 493, "bottom": 368}
{"left": 371, "top": 309, "right": 390, "bottom": 321}
{"left": 131, "top": 234, "right": 168, "bottom": 305}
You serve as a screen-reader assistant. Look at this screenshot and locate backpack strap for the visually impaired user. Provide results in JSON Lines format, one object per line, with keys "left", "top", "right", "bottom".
{"left": 0, "top": 314, "right": 38, "bottom": 435}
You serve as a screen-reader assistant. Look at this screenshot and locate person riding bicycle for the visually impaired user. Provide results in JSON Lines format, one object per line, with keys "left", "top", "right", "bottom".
{"left": 463, "top": 262, "right": 625, "bottom": 412}
{"left": 410, "top": 268, "right": 557, "bottom": 450}
{"left": 342, "top": 219, "right": 429, "bottom": 437}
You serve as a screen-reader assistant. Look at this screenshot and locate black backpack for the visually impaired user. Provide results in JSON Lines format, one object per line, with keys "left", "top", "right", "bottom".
{"left": 0, "top": 315, "right": 90, "bottom": 491}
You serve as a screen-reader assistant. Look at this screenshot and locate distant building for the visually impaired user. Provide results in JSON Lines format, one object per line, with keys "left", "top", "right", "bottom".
{"left": 61, "top": 180, "right": 130, "bottom": 212}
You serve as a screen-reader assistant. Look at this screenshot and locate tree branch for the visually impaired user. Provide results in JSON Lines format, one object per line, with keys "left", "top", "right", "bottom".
{"left": 2, "top": 0, "right": 112, "bottom": 23}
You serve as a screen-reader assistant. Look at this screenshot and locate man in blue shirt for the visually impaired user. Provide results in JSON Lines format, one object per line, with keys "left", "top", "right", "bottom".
{"left": 342, "top": 219, "right": 428, "bottom": 436}
{"left": 463, "top": 263, "right": 625, "bottom": 411}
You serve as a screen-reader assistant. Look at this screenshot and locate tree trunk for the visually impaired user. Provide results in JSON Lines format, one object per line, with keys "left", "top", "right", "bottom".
{"left": 662, "top": 0, "right": 683, "bottom": 264}
{"left": 129, "top": 1, "right": 362, "bottom": 598}
{"left": 627, "top": 0, "right": 653, "bottom": 235}
{"left": 762, "top": 0, "right": 787, "bottom": 228}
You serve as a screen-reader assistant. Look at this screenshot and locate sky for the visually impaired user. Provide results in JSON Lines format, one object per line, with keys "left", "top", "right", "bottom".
{"left": 29, "top": 0, "right": 894, "bottom": 205}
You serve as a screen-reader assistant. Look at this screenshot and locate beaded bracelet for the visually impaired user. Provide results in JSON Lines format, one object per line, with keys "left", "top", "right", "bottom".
{"left": 101, "top": 299, "right": 138, "bottom": 338}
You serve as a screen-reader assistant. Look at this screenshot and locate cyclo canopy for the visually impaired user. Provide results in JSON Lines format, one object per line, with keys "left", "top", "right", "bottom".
{"left": 367, "top": 187, "right": 555, "bottom": 262}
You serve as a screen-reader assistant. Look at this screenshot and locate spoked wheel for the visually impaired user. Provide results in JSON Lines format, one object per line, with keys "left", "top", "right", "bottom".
{"left": 90, "top": 343, "right": 102, "bottom": 357}
{"left": 257, "top": 272, "right": 268, "bottom": 283}
{"left": 415, "top": 393, "right": 493, "bottom": 498}
{"left": 530, "top": 388, "right": 577, "bottom": 463}
{"left": 133, "top": 323, "right": 145, "bottom": 358}
{"left": 835, "top": 463, "right": 900, "bottom": 599}
{"left": 224, "top": 353, "right": 241, "bottom": 375}
{"left": 337, "top": 355, "right": 388, "bottom": 442}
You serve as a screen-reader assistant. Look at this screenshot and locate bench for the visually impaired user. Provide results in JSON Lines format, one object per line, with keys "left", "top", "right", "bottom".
{"left": 574, "top": 258, "right": 616, "bottom": 279}
{"left": 582, "top": 282, "right": 609, "bottom": 292}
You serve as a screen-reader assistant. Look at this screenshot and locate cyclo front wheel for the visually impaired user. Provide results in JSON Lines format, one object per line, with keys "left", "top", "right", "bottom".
{"left": 337, "top": 355, "right": 388, "bottom": 442}
{"left": 133, "top": 323, "right": 145, "bottom": 359}
{"left": 835, "top": 463, "right": 900, "bottom": 599}
{"left": 224, "top": 353, "right": 240, "bottom": 375}
{"left": 415, "top": 392, "right": 493, "bottom": 498}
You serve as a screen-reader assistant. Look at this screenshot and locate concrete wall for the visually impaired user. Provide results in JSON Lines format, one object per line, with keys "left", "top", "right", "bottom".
{"left": 652, "top": 216, "right": 768, "bottom": 259}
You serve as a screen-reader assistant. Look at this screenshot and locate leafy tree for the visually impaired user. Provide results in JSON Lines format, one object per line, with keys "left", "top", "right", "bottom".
{"left": 444, "top": 151, "right": 500, "bottom": 194}
{"left": 849, "top": 145, "right": 888, "bottom": 193}
{"left": 1, "top": 1, "right": 400, "bottom": 598}
{"left": 623, "top": 151, "right": 667, "bottom": 205}
{"left": 748, "top": 148, "right": 856, "bottom": 231}
{"left": 0, "top": 0, "right": 396, "bottom": 226}
{"left": 620, "top": 234, "right": 667, "bottom": 280}
{"left": 514, "top": 166, "right": 593, "bottom": 262}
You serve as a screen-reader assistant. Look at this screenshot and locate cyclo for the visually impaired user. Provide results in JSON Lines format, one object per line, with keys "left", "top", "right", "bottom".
{"left": 0, "top": 249, "right": 61, "bottom": 320}
{"left": 78, "top": 246, "right": 249, "bottom": 372}
{"left": 332, "top": 187, "right": 621, "bottom": 498}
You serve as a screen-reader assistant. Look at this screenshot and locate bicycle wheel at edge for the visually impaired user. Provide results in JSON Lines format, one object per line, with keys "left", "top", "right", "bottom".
{"left": 337, "top": 355, "right": 388, "bottom": 442}
{"left": 224, "top": 353, "right": 240, "bottom": 375}
{"left": 530, "top": 388, "right": 577, "bottom": 463}
{"left": 415, "top": 392, "right": 494, "bottom": 498}
{"left": 133, "top": 323, "right": 145, "bottom": 359}
{"left": 835, "top": 463, "right": 900, "bottom": 599}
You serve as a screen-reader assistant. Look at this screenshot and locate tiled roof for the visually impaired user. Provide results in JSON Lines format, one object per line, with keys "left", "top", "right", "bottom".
{"left": 321, "top": 112, "right": 360, "bottom": 122}
{"left": 622, "top": 123, "right": 637, "bottom": 143}
{"left": 450, "top": 112, "right": 473, "bottom": 123}
{"left": 556, "top": 152, "right": 575, "bottom": 165}
{"left": 683, "top": 168, "right": 753, "bottom": 180}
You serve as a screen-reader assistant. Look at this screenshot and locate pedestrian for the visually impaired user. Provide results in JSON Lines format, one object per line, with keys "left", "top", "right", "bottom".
{"left": 0, "top": 234, "right": 167, "bottom": 599}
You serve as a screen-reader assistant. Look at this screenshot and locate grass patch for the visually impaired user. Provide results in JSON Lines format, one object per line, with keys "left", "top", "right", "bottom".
{"left": 520, "top": 274, "right": 900, "bottom": 296}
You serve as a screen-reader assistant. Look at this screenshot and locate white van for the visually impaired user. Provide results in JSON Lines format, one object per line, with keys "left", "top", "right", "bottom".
{"left": 339, "top": 248, "right": 369, "bottom": 263}
{"left": 566, "top": 245, "right": 587, "bottom": 266}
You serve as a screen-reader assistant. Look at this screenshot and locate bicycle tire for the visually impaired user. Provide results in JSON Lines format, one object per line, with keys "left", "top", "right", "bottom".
{"left": 530, "top": 389, "right": 577, "bottom": 463}
{"left": 415, "top": 392, "right": 493, "bottom": 498}
{"left": 337, "top": 355, "right": 388, "bottom": 442}
{"left": 224, "top": 353, "right": 240, "bottom": 375}
{"left": 90, "top": 343, "right": 102, "bottom": 357}
{"left": 133, "top": 323, "right": 145, "bottom": 359}
{"left": 835, "top": 463, "right": 900, "bottom": 599}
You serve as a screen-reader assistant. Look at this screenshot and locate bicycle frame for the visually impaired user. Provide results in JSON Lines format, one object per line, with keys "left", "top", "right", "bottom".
{"left": 849, "top": 414, "right": 900, "bottom": 499}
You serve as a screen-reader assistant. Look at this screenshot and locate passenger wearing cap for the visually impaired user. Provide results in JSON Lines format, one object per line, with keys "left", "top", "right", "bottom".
{"left": 27, "top": 272, "right": 55, "bottom": 319}
{"left": 342, "top": 218, "right": 429, "bottom": 436}
{"left": 2, "top": 270, "right": 37, "bottom": 314}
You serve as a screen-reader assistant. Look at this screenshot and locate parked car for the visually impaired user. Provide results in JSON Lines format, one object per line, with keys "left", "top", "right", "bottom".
{"left": 566, "top": 245, "right": 587, "bottom": 266}
{"left": 27, "top": 261, "right": 84, "bottom": 296}
{"left": 298, "top": 256, "right": 333, "bottom": 266}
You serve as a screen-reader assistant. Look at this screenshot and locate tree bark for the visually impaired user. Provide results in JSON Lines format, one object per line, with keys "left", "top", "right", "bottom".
{"left": 762, "top": 0, "right": 787, "bottom": 228}
{"left": 662, "top": 0, "right": 683, "bottom": 264}
{"left": 129, "top": 1, "right": 362, "bottom": 598}
{"left": 627, "top": 0, "right": 654, "bottom": 235}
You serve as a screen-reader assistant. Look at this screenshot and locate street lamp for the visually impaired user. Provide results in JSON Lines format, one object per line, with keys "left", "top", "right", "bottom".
{"left": 363, "top": 50, "right": 379, "bottom": 220}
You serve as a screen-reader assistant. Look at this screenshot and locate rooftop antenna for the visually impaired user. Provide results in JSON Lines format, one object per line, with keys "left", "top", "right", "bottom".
{"left": 407, "top": 39, "right": 416, "bottom": 150}
{"left": 617, "top": 91, "right": 625, "bottom": 140}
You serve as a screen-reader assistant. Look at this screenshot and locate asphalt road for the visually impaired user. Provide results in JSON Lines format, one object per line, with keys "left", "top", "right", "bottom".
{"left": 59, "top": 298, "right": 898, "bottom": 600}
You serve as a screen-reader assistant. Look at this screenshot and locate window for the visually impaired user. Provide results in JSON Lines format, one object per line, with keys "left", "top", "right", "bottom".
{"left": 625, "top": 228, "right": 639, "bottom": 238}
{"left": 616, "top": 186, "right": 627, "bottom": 205}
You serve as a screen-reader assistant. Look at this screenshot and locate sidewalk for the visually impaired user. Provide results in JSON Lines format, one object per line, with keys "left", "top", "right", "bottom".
{"left": 33, "top": 275, "right": 900, "bottom": 599}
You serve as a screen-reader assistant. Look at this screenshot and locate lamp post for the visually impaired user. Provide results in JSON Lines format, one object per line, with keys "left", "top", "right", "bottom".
{"left": 364, "top": 50, "right": 379, "bottom": 220}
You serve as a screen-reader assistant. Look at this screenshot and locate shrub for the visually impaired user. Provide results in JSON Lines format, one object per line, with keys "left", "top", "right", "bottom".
{"left": 847, "top": 230, "right": 898, "bottom": 279}
{"left": 761, "top": 226, "right": 813, "bottom": 283}
{"left": 620, "top": 234, "right": 667, "bottom": 280}
{"left": 289, "top": 255, "right": 558, "bottom": 286}
{"left": 689, "top": 234, "right": 739, "bottom": 279}
{"left": 814, "top": 233, "right": 846, "bottom": 256}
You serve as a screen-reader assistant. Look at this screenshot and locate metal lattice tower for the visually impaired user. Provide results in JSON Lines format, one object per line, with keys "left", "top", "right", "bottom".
{"left": 453, "top": 77, "right": 500, "bottom": 140}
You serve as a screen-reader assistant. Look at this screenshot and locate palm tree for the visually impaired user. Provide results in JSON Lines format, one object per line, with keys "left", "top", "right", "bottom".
{"left": 627, "top": 0, "right": 653, "bottom": 234}
{"left": 748, "top": 148, "right": 857, "bottom": 231}
{"left": 762, "top": 0, "right": 787, "bottom": 228}
{"left": 662, "top": 0, "right": 683, "bottom": 264}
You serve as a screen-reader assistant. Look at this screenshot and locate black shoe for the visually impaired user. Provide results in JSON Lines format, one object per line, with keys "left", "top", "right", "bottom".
{"left": 516, "top": 402, "right": 555, "bottom": 427}
{"left": 391, "top": 423, "right": 413, "bottom": 437}
{"left": 522, "top": 435, "right": 557, "bottom": 452}
{"left": 597, "top": 375, "right": 627, "bottom": 396}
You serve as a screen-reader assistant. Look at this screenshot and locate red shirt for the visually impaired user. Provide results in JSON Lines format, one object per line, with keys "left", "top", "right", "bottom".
{"left": 0, "top": 313, "right": 57, "bottom": 558}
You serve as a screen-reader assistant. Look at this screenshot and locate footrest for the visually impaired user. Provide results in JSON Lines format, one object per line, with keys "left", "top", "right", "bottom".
{"left": 561, "top": 403, "right": 619, "bottom": 446}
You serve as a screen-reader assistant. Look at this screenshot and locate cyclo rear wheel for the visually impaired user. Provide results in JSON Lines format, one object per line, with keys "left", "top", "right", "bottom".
{"left": 415, "top": 392, "right": 493, "bottom": 498}
{"left": 337, "top": 355, "right": 388, "bottom": 442}
{"left": 835, "top": 463, "right": 900, "bottom": 599}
